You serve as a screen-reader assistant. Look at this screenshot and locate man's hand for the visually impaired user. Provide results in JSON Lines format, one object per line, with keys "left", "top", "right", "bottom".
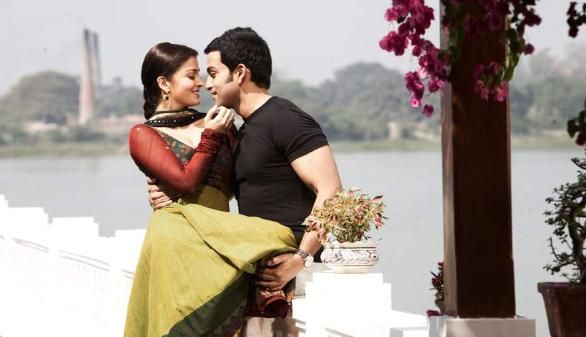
{"left": 255, "top": 253, "right": 304, "bottom": 292}
{"left": 147, "top": 177, "right": 181, "bottom": 209}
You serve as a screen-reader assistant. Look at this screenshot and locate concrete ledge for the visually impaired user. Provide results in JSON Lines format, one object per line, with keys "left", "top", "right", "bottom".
{"left": 293, "top": 272, "right": 427, "bottom": 337}
{"left": 391, "top": 326, "right": 429, "bottom": 337}
{"left": 428, "top": 316, "right": 535, "bottom": 337}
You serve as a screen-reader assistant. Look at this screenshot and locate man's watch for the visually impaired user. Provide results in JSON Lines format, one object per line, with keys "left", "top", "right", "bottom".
{"left": 295, "top": 249, "right": 314, "bottom": 269}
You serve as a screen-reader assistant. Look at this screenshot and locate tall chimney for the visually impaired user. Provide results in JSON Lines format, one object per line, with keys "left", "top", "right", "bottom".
{"left": 79, "top": 28, "right": 95, "bottom": 125}
{"left": 91, "top": 32, "right": 102, "bottom": 89}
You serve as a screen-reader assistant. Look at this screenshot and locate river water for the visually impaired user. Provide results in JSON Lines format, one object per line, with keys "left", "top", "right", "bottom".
{"left": 1, "top": 149, "right": 582, "bottom": 336}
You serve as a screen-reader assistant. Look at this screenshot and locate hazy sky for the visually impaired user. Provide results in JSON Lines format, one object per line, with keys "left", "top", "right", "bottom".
{"left": 0, "top": 0, "right": 583, "bottom": 94}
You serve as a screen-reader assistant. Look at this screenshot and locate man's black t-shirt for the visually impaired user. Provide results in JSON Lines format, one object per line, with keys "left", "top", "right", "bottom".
{"left": 233, "top": 96, "right": 329, "bottom": 243}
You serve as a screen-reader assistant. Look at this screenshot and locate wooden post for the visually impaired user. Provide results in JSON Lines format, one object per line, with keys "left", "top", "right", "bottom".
{"left": 441, "top": 3, "right": 516, "bottom": 318}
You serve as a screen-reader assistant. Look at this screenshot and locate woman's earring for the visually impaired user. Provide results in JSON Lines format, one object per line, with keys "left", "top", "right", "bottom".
{"left": 164, "top": 92, "right": 169, "bottom": 100}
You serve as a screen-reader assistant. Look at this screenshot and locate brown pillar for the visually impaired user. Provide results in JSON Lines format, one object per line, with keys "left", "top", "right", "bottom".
{"left": 441, "top": 4, "right": 516, "bottom": 318}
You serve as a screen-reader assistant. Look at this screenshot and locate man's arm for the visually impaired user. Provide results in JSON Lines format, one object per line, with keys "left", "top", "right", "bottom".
{"left": 291, "top": 144, "right": 342, "bottom": 254}
{"left": 147, "top": 177, "right": 181, "bottom": 209}
{"left": 256, "top": 145, "right": 342, "bottom": 291}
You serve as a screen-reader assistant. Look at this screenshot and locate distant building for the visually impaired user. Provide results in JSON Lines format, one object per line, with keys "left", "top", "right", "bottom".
{"left": 387, "top": 121, "right": 402, "bottom": 140}
{"left": 388, "top": 120, "right": 440, "bottom": 142}
{"left": 23, "top": 121, "right": 59, "bottom": 133}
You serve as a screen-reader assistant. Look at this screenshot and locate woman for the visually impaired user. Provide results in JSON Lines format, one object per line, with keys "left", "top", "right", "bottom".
{"left": 124, "top": 42, "right": 297, "bottom": 337}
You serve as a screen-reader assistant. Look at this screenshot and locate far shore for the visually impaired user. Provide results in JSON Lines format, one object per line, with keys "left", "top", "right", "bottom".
{"left": 0, "top": 136, "right": 579, "bottom": 159}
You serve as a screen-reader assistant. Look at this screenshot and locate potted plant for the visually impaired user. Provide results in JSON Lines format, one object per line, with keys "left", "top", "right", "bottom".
{"left": 430, "top": 261, "right": 445, "bottom": 314}
{"left": 305, "top": 188, "right": 386, "bottom": 273}
{"left": 538, "top": 147, "right": 586, "bottom": 337}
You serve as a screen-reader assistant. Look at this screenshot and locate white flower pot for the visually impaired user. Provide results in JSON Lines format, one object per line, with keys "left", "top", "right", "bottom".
{"left": 320, "top": 240, "right": 379, "bottom": 273}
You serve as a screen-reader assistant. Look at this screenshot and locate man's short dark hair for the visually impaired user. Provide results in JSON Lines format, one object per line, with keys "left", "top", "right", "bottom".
{"left": 205, "top": 27, "right": 272, "bottom": 89}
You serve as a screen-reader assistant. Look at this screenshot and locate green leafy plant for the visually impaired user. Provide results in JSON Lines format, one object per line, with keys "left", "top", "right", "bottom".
{"left": 306, "top": 188, "right": 386, "bottom": 244}
{"left": 431, "top": 261, "right": 445, "bottom": 304}
{"left": 544, "top": 151, "right": 586, "bottom": 283}
{"left": 427, "top": 261, "right": 445, "bottom": 315}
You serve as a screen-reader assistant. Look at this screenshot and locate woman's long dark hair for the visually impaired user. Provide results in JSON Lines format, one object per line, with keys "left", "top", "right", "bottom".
{"left": 141, "top": 42, "right": 198, "bottom": 119}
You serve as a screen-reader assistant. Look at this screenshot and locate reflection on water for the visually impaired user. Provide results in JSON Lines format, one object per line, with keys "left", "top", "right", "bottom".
{"left": 0, "top": 149, "right": 583, "bottom": 337}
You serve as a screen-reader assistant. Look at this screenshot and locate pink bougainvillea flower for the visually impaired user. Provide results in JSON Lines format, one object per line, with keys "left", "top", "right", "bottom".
{"left": 524, "top": 11, "right": 542, "bottom": 26}
{"left": 410, "top": 33, "right": 423, "bottom": 47}
{"left": 474, "top": 80, "right": 490, "bottom": 101}
{"left": 410, "top": 6, "right": 435, "bottom": 33}
{"left": 410, "top": 96, "right": 422, "bottom": 108}
{"left": 523, "top": 43, "right": 535, "bottom": 55}
{"left": 398, "top": 22, "right": 411, "bottom": 35}
{"left": 426, "top": 310, "right": 442, "bottom": 317}
{"left": 378, "top": 33, "right": 394, "bottom": 52}
{"left": 405, "top": 71, "right": 424, "bottom": 99}
{"left": 413, "top": 87, "right": 424, "bottom": 100}
{"left": 568, "top": 2, "right": 578, "bottom": 16}
{"left": 412, "top": 46, "right": 423, "bottom": 56}
{"left": 379, "top": 31, "right": 409, "bottom": 56}
{"left": 404, "top": 71, "right": 419, "bottom": 85}
{"left": 423, "top": 104, "right": 434, "bottom": 117}
{"left": 493, "top": 81, "right": 508, "bottom": 102}
{"left": 384, "top": 8, "right": 399, "bottom": 21}
{"left": 379, "top": 35, "right": 390, "bottom": 51}
{"left": 576, "top": 132, "right": 586, "bottom": 146}
{"left": 488, "top": 61, "right": 503, "bottom": 75}
{"left": 428, "top": 78, "right": 445, "bottom": 93}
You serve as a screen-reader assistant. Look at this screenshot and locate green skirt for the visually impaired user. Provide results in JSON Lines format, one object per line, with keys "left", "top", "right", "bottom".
{"left": 124, "top": 186, "right": 297, "bottom": 337}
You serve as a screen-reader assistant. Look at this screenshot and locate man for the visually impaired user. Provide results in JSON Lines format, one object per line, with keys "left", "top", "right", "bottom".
{"left": 149, "top": 27, "right": 342, "bottom": 335}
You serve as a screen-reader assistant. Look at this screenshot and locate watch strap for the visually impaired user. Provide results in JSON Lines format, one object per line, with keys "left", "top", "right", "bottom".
{"left": 295, "top": 249, "right": 311, "bottom": 259}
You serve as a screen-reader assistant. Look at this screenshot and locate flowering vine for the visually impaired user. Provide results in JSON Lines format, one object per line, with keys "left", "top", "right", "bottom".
{"left": 379, "top": 0, "right": 448, "bottom": 117}
{"left": 568, "top": 2, "right": 586, "bottom": 37}
{"left": 379, "top": 0, "right": 543, "bottom": 116}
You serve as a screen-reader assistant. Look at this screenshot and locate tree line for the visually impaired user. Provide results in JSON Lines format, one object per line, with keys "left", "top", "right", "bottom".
{"left": 0, "top": 46, "right": 584, "bottom": 145}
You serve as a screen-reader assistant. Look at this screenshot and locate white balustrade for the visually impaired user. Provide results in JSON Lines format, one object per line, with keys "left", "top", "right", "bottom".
{"left": 0, "top": 196, "right": 144, "bottom": 337}
{"left": 0, "top": 194, "right": 428, "bottom": 337}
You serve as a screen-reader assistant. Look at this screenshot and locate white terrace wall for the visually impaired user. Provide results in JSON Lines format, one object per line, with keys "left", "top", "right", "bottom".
{"left": 0, "top": 195, "right": 428, "bottom": 337}
{"left": 0, "top": 195, "right": 144, "bottom": 337}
